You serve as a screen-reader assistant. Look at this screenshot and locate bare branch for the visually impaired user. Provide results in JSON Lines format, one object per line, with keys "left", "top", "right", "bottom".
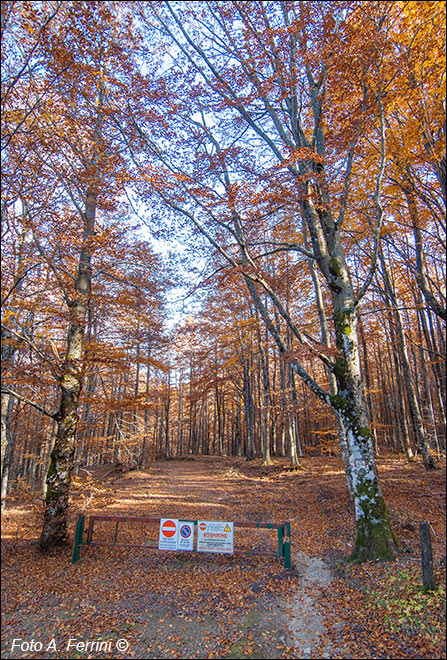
{"left": 1, "top": 387, "right": 56, "bottom": 419}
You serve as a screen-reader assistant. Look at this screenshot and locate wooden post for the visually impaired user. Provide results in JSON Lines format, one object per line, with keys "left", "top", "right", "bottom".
{"left": 87, "top": 517, "right": 94, "bottom": 545}
{"left": 71, "top": 512, "right": 85, "bottom": 564}
{"left": 419, "top": 522, "right": 436, "bottom": 591}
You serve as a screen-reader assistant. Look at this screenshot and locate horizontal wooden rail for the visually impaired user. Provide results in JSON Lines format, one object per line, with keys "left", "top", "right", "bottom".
{"left": 89, "top": 515, "right": 161, "bottom": 523}
{"left": 87, "top": 515, "right": 283, "bottom": 529}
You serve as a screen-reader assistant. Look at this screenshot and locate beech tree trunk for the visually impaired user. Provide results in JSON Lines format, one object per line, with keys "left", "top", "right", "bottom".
{"left": 38, "top": 186, "right": 97, "bottom": 550}
{"left": 38, "top": 73, "right": 104, "bottom": 549}
{"left": 330, "top": 300, "right": 397, "bottom": 561}
{"left": 315, "top": 229, "right": 396, "bottom": 559}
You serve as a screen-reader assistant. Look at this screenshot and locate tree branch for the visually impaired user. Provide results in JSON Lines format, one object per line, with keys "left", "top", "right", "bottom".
{"left": 1, "top": 387, "right": 56, "bottom": 419}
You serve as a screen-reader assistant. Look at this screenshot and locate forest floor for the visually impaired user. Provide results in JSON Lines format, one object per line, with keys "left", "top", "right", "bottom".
{"left": 1, "top": 454, "right": 446, "bottom": 659}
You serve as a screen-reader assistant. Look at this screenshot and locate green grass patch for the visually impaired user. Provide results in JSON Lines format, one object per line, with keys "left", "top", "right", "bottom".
{"left": 366, "top": 567, "right": 446, "bottom": 642}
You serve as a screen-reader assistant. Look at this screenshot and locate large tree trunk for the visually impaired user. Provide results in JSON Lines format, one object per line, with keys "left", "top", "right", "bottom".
{"left": 297, "top": 174, "right": 398, "bottom": 559}
{"left": 316, "top": 229, "right": 393, "bottom": 557}
{"left": 38, "top": 187, "right": 97, "bottom": 551}
{"left": 38, "top": 79, "right": 104, "bottom": 549}
{"left": 330, "top": 299, "right": 398, "bottom": 561}
{"left": 306, "top": 239, "right": 351, "bottom": 485}
{"left": 39, "top": 363, "right": 82, "bottom": 549}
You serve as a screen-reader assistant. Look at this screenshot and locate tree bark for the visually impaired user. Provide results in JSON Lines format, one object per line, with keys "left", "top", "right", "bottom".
{"left": 243, "top": 244, "right": 398, "bottom": 560}
{"left": 38, "top": 185, "right": 97, "bottom": 550}
{"left": 1, "top": 392, "right": 14, "bottom": 508}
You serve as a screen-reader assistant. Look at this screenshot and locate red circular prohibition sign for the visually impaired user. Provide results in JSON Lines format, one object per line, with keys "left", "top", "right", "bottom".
{"left": 162, "top": 520, "right": 177, "bottom": 538}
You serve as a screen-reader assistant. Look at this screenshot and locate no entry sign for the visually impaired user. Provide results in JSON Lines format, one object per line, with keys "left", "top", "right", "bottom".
{"left": 197, "top": 520, "right": 234, "bottom": 554}
{"left": 158, "top": 518, "right": 179, "bottom": 550}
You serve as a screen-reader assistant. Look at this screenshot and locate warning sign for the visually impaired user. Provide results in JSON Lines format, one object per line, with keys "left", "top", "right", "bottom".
{"left": 159, "top": 518, "right": 179, "bottom": 550}
{"left": 178, "top": 522, "right": 195, "bottom": 551}
{"left": 197, "top": 520, "right": 234, "bottom": 554}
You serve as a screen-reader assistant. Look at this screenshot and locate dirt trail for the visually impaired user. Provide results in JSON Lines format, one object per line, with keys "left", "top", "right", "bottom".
{"left": 2, "top": 456, "right": 341, "bottom": 659}
{"left": 289, "top": 551, "right": 342, "bottom": 659}
{"left": 101, "top": 457, "right": 339, "bottom": 659}
{"left": 3, "top": 453, "right": 445, "bottom": 659}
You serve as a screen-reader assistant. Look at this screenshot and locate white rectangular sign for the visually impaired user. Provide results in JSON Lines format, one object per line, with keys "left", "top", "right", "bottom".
{"left": 177, "top": 521, "right": 195, "bottom": 551}
{"left": 158, "top": 518, "right": 179, "bottom": 551}
{"left": 197, "top": 520, "right": 234, "bottom": 554}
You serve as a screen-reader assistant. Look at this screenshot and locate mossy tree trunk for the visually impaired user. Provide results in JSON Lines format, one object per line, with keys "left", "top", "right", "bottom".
{"left": 238, "top": 216, "right": 398, "bottom": 561}
{"left": 310, "top": 201, "right": 397, "bottom": 560}
{"left": 298, "top": 61, "right": 398, "bottom": 559}
{"left": 39, "top": 368, "right": 82, "bottom": 550}
{"left": 38, "top": 187, "right": 97, "bottom": 551}
{"left": 306, "top": 247, "right": 352, "bottom": 493}
{"left": 329, "top": 278, "right": 398, "bottom": 561}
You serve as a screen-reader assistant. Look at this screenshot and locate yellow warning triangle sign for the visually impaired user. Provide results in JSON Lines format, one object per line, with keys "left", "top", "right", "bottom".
{"left": 224, "top": 524, "right": 231, "bottom": 532}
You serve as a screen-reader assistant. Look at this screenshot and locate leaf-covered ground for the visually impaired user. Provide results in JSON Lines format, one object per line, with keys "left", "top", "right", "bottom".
{"left": 1, "top": 454, "right": 446, "bottom": 659}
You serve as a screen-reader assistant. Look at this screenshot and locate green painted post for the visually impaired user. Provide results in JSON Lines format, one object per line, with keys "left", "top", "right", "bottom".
{"left": 284, "top": 521, "right": 292, "bottom": 570}
{"left": 71, "top": 513, "right": 84, "bottom": 564}
{"left": 277, "top": 525, "right": 284, "bottom": 558}
{"left": 71, "top": 514, "right": 80, "bottom": 564}
{"left": 113, "top": 521, "right": 119, "bottom": 545}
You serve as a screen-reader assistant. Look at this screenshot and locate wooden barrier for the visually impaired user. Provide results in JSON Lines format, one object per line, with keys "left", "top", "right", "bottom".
{"left": 71, "top": 512, "right": 292, "bottom": 569}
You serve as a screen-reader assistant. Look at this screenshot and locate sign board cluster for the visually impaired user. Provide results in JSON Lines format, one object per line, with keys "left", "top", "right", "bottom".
{"left": 158, "top": 518, "right": 234, "bottom": 554}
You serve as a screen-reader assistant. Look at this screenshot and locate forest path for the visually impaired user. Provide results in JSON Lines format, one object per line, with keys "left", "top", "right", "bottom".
{"left": 2, "top": 455, "right": 445, "bottom": 659}
{"left": 114, "top": 457, "right": 339, "bottom": 659}
{"left": 101, "top": 456, "right": 341, "bottom": 659}
{"left": 2, "top": 455, "right": 341, "bottom": 660}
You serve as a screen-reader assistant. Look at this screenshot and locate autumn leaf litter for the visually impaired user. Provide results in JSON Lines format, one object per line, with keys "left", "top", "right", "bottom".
{"left": 2, "top": 455, "right": 446, "bottom": 659}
